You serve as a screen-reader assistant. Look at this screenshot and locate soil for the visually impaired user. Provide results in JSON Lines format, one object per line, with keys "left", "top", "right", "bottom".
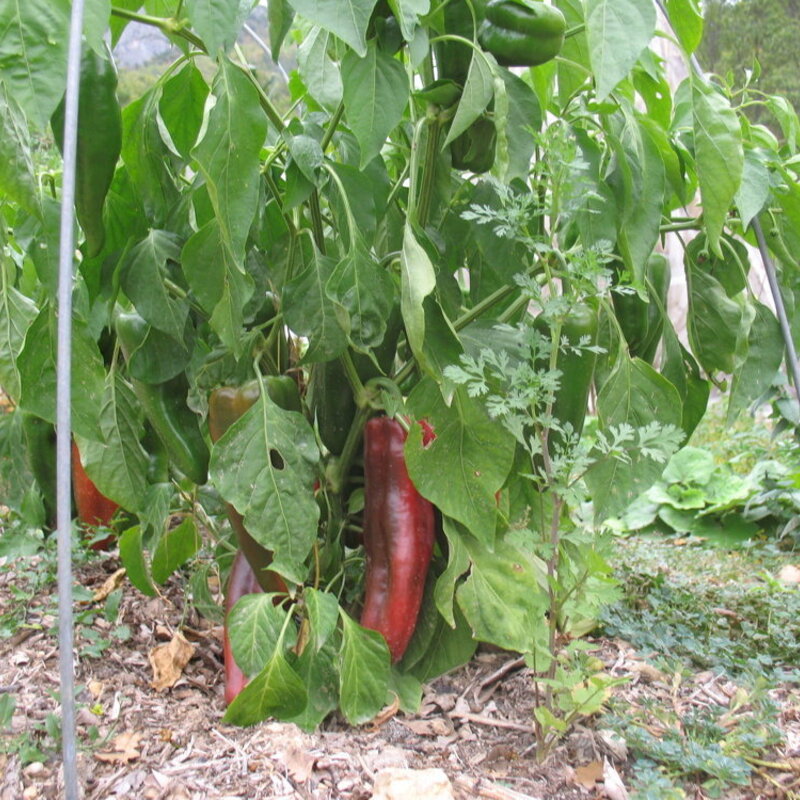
{"left": 0, "top": 554, "right": 798, "bottom": 800}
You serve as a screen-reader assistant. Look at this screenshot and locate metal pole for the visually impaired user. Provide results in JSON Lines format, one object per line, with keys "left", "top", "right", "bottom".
{"left": 57, "top": 1, "right": 87, "bottom": 797}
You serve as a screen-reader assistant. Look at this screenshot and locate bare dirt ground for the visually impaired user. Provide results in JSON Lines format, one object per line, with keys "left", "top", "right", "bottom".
{"left": 1, "top": 554, "right": 798, "bottom": 800}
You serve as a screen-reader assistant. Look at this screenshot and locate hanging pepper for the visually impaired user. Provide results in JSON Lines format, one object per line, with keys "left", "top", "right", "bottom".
{"left": 71, "top": 440, "right": 118, "bottom": 550}
{"left": 115, "top": 311, "right": 210, "bottom": 486}
{"left": 51, "top": 44, "right": 122, "bottom": 258}
{"left": 535, "top": 301, "right": 600, "bottom": 455}
{"left": 360, "top": 417, "right": 435, "bottom": 663}
{"left": 479, "top": 0, "right": 566, "bottom": 67}
{"left": 450, "top": 114, "right": 497, "bottom": 173}
{"left": 208, "top": 379, "right": 301, "bottom": 594}
{"left": 612, "top": 253, "right": 671, "bottom": 364}
{"left": 222, "top": 549, "right": 264, "bottom": 705}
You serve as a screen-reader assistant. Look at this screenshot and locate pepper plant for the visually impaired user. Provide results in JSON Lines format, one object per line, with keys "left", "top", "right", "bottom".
{"left": 0, "top": 0, "right": 798, "bottom": 741}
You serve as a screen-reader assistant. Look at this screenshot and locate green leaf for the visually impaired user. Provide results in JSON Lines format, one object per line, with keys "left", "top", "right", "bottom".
{"left": 665, "top": 0, "right": 703, "bottom": 54}
{"left": 119, "top": 320, "right": 191, "bottom": 385}
{"left": 660, "top": 324, "right": 710, "bottom": 438}
{"left": 342, "top": 39, "right": 409, "bottom": 168}
{"left": 400, "top": 224, "right": 437, "bottom": 366}
{"left": 285, "top": 643, "right": 339, "bottom": 730}
{"left": 433, "top": 517, "right": 471, "bottom": 628}
{"left": 192, "top": 58, "right": 268, "bottom": 261}
{"left": 390, "top": 0, "right": 429, "bottom": 41}
{"left": 74, "top": 372, "right": 148, "bottom": 511}
{"left": 585, "top": 0, "right": 655, "bottom": 100}
{"left": 0, "top": 284, "right": 37, "bottom": 402}
{"left": 338, "top": 612, "right": 391, "bottom": 725}
{"left": 184, "top": 0, "right": 254, "bottom": 53}
{"left": 691, "top": 75, "right": 743, "bottom": 255}
{"left": 496, "top": 67, "right": 541, "bottom": 183}
{"left": 326, "top": 236, "right": 395, "bottom": 352}
{"left": 118, "top": 526, "right": 157, "bottom": 596}
{"left": 685, "top": 264, "right": 742, "bottom": 375}
{"left": 0, "top": 0, "right": 69, "bottom": 127}
{"left": 283, "top": 250, "right": 349, "bottom": 363}
{"left": 182, "top": 219, "right": 254, "bottom": 356}
{"left": 228, "top": 594, "right": 293, "bottom": 676}
{"left": 224, "top": 645, "right": 307, "bottom": 726}
{"left": 151, "top": 517, "right": 202, "bottom": 584}
{"left": 662, "top": 446, "right": 715, "bottom": 486}
{"left": 304, "top": 588, "right": 340, "bottom": 652}
{"left": 268, "top": 0, "right": 294, "bottom": 59}
{"left": 443, "top": 50, "right": 495, "bottom": 146}
{"left": 120, "top": 230, "right": 188, "bottom": 342}
{"left": 83, "top": 0, "right": 112, "bottom": 56}
{"left": 0, "top": 84, "right": 39, "bottom": 217}
{"left": 289, "top": 0, "right": 378, "bottom": 56}
{"left": 158, "top": 63, "right": 209, "bottom": 158}
{"left": 735, "top": 149, "right": 771, "bottom": 230}
{"left": 457, "top": 537, "right": 549, "bottom": 654}
{"left": 210, "top": 393, "right": 320, "bottom": 583}
{"left": 727, "top": 301, "right": 784, "bottom": 424}
{"left": 297, "top": 27, "right": 343, "bottom": 110}
{"left": 18, "top": 307, "right": 105, "bottom": 441}
{"left": 405, "top": 381, "right": 516, "bottom": 547}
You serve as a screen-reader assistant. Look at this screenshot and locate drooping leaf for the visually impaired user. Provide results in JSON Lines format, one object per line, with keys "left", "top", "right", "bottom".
{"left": 228, "top": 593, "right": 295, "bottom": 677}
{"left": 151, "top": 517, "right": 202, "bottom": 584}
{"left": 691, "top": 75, "right": 743, "bottom": 255}
{"left": 400, "top": 224, "right": 437, "bottom": 366}
{"left": 405, "top": 381, "right": 516, "bottom": 547}
{"left": 118, "top": 526, "right": 157, "bottom": 597}
{"left": 210, "top": 393, "right": 320, "bottom": 583}
{"left": 304, "top": 588, "right": 340, "bottom": 653}
{"left": 341, "top": 39, "right": 409, "bottom": 168}
{"left": 338, "top": 612, "right": 391, "bottom": 725}
{"left": 0, "top": 285, "right": 37, "bottom": 403}
{"left": 735, "top": 148, "right": 771, "bottom": 230}
{"left": 585, "top": 0, "right": 655, "bottom": 100}
{"left": 0, "top": 84, "right": 39, "bottom": 217}
{"left": 298, "top": 27, "right": 343, "bottom": 110}
{"left": 289, "top": 0, "right": 378, "bottom": 57}
{"left": 443, "top": 50, "right": 495, "bottom": 146}
{"left": 665, "top": 0, "right": 703, "bottom": 54}
{"left": 184, "top": 0, "right": 254, "bottom": 54}
{"left": 158, "top": 63, "right": 209, "bottom": 158}
{"left": 285, "top": 642, "right": 339, "bottom": 731}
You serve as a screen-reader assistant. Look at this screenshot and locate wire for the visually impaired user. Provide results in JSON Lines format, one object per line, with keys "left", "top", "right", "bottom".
{"left": 56, "top": 1, "right": 86, "bottom": 798}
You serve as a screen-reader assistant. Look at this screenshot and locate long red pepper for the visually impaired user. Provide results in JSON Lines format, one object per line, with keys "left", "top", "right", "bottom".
{"left": 360, "top": 417, "right": 435, "bottom": 662}
{"left": 223, "top": 549, "right": 264, "bottom": 705}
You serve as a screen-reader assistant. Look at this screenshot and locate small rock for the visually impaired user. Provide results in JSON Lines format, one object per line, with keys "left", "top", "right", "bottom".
{"left": 23, "top": 763, "right": 44, "bottom": 778}
{"left": 372, "top": 768, "right": 455, "bottom": 800}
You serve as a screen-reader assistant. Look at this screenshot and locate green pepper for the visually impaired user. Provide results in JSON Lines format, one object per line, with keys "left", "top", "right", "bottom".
{"left": 535, "top": 301, "right": 600, "bottom": 453}
{"left": 21, "top": 412, "right": 58, "bottom": 529}
{"left": 450, "top": 114, "right": 497, "bottom": 173}
{"left": 612, "top": 253, "right": 671, "bottom": 364}
{"left": 115, "top": 311, "right": 210, "bottom": 486}
{"left": 51, "top": 44, "right": 122, "bottom": 258}
{"left": 308, "top": 360, "right": 355, "bottom": 457}
{"left": 479, "top": 0, "right": 566, "bottom": 67}
{"left": 436, "top": 0, "right": 486, "bottom": 86}
{"left": 208, "top": 380, "right": 298, "bottom": 594}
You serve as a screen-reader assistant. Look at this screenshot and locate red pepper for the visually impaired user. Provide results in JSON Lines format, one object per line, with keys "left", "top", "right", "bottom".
{"left": 360, "top": 417, "right": 435, "bottom": 662}
{"left": 223, "top": 549, "right": 263, "bottom": 705}
{"left": 71, "top": 440, "right": 118, "bottom": 550}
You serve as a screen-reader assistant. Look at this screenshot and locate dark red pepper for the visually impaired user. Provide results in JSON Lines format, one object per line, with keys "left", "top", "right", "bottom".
{"left": 71, "top": 440, "right": 118, "bottom": 550}
{"left": 360, "top": 417, "right": 435, "bottom": 662}
{"left": 223, "top": 549, "right": 263, "bottom": 705}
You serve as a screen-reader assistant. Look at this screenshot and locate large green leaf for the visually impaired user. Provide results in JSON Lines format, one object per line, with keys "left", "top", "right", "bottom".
{"left": 158, "top": 63, "right": 209, "bottom": 159}
{"left": 443, "top": 50, "right": 495, "bottom": 146}
{"left": 691, "top": 75, "right": 743, "bottom": 255}
{"left": 184, "top": 0, "right": 254, "bottom": 53}
{"left": 0, "top": 284, "right": 37, "bottom": 402}
{"left": 0, "top": 84, "right": 39, "bottom": 217}
{"left": 151, "top": 517, "right": 202, "bottom": 584}
{"left": 338, "top": 612, "right": 391, "bottom": 725}
{"left": 735, "top": 148, "right": 771, "bottom": 230}
{"left": 0, "top": 0, "right": 69, "bottom": 127}
{"left": 664, "top": 0, "right": 703, "bottom": 54}
{"left": 304, "top": 588, "right": 340, "bottom": 653}
{"left": 120, "top": 230, "right": 188, "bottom": 342}
{"left": 495, "top": 67, "right": 541, "bottom": 183}
{"left": 341, "top": 39, "right": 409, "bottom": 168}
{"left": 456, "top": 536, "right": 549, "bottom": 654}
{"left": 74, "top": 372, "right": 148, "bottom": 511}
{"left": 405, "top": 381, "right": 516, "bottom": 546}
{"left": 727, "top": 301, "right": 784, "bottom": 424}
{"left": 18, "top": 307, "right": 105, "bottom": 441}
{"left": 209, "top": 393, "right": 320, "bottom": 583}
{"left": 585, "top": 0, "right": 655, "bottom": 100}
{"left": 289, "top": 0, "right": 378, "bottom": 56}
{"left": 283, "top": 250, "right": 348, "bottom": 363}
{"left": 192, "top": 58, "right": 268, "bottom": 262}
{"left": 118, "top": 526, "right": 157, "bottom": 596}
{"left": 400, "top": 224, "right": 437, "bottom": 367}
{"left": 228, "top": 593, "right": 294, "bottom": 677}
{"left": 297, "top": 27, "right": 342, "bottom": 110}
{"left": 285, "top": 643, "right": 339, "bottom": 731}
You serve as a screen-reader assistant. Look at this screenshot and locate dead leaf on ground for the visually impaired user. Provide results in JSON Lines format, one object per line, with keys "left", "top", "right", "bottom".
{"left": 778, "top": 565, "right": 800, "bottom": 585}
{"left": 368, "top": 693, "right": 401, "bottom": 729}
{"left": 399, "top": 717, "right": 455, "bottom": 737}
{"left": 90, "top": 568, "right": 127, "bottom": 603}
{"left": 95, "top": 731, "right": 142, "bottom": 764}
{"left": 282, "top": 743, "right": 317, "bottom": 782}
{"left": 149, "top": 631, "right": 196, "bottom": 691}
{"left": 603, "top": 759, "right": 629, "bottom": 800}
{"left": 573, "top": 759, "right": 604, "bottom": 789}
